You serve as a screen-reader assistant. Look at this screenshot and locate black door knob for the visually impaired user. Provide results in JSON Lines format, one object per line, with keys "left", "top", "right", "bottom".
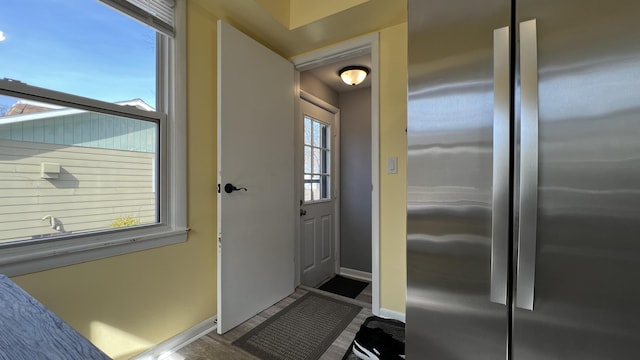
{"left": 224, "top": 183, "right": 247, "bottom": 193}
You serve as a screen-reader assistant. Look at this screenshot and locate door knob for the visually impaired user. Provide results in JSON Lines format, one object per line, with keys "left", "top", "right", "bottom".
{"left": 224, "top": 183, "right": 247, "bottom": 193}
{"left": 300, "top": 209, "right": 307, "bottom": 216}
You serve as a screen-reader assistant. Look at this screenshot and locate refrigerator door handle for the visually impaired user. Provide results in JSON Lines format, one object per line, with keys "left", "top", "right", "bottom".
{"left": 516, "top": 19, "right": 539, "bottom": 311}
{"left": 490, "top": 26, "right": 510, "bottom": 306}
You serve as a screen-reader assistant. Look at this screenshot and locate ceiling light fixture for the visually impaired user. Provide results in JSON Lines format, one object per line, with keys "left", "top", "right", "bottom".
{"left": 338, "top": 66, "right": 370, "bottom": 86}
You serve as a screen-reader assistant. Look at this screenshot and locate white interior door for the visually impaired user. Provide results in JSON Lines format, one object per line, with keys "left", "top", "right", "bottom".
{"left": 299, "top": 99, "right": 338, "bottom": 287}
{"left": 217, "top": 20, "right": 295, "bottom": 334}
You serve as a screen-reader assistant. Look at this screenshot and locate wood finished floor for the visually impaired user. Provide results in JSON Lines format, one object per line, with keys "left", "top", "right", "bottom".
{"left": 172, "top": 284, "right": 372, "bottom": 360}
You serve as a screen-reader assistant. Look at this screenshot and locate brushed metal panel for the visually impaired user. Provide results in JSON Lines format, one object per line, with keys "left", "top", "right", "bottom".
{"left": 491, "top": 26, "right": 511, "bottom": 305}
{"left": 516, "top": 19, "right": 538, "bottom": 311}
{"left": 513, "top": 0, "right": 640, "bottom": 358}
{"left": 407, "top": 0, "right": 510, "bottom": 358}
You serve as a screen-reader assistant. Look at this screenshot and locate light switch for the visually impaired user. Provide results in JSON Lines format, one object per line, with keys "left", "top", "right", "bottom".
{"left": 387, "top": 157, "right": 398, "bottom": 174}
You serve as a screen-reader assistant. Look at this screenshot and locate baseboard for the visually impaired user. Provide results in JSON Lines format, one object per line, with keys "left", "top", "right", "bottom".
{"left": 339, "top": 267, "right": 372, "bottom": 282}
{"left": 131, "top": 316, "right": 217, "bottom": 360}
{"left": 379, "top": 308, "right": 405, "bottom": 323}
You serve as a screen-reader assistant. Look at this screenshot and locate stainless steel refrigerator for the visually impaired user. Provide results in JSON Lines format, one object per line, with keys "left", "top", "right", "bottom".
{"left": 407, "top": 0, "right": 640, "bottom": 359}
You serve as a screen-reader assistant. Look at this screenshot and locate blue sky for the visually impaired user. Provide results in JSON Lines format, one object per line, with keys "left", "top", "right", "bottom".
{"left": 0, "top": 0, "right": 156, "bottom": 110}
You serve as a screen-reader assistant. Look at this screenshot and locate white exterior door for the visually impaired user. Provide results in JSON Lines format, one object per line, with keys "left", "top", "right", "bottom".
{"left": 299, "top": 99, "right": 337, "bottom": 287}
{"left": 217, "top": 20, "right": 295, "bottom": 334}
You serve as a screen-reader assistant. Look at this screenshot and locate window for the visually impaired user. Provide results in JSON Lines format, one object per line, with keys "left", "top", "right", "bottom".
{"left": 0, "top": 0, "right": 186, "bottom": 276}
{"left": 303, "top": 116, "right": 331, "bottom": 202}
{"left": 0, "top": 0, "right": 157, "bottom": 106}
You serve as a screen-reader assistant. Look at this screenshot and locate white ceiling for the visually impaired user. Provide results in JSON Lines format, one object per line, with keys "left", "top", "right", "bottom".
{"left": 306, "top": 54, "right": 372, "bottom": 93}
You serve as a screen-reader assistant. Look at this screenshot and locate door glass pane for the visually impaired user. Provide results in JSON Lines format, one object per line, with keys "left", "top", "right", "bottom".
{"left": 312, "top": 121, "right": 321, "bottom": 147}
{"left": 321, "top": 124, "right": 328, "bottom": 148}
{"left": 304, "top": 174, "right": 322, "bottom": 202}
{"left": 304, "top": 174, "right": 312, "bottom": 202}
{"left": 304, "top": 117, "right": 312, "bottom": 145}
{"left": 310, "top": 175, "right": 321, "bottom": 201}
{"left": 321, "top": 175, "right": 330, "bottom": 199}
{"left": 304, "top": 146, "right": 312, "bottom": 173}
{"left": 303, "top": 116, "right": 331, "bottom": 202}
{"left": 322, "top": 148, "right": 329, "bottom": 174}
{"left": 311, "top": 148, "right": 321, "bottom": 174}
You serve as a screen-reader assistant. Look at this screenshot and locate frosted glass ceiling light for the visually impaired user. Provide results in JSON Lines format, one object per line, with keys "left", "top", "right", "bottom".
{"left": 339, "top": 66, "right": 369, "bottom": 86}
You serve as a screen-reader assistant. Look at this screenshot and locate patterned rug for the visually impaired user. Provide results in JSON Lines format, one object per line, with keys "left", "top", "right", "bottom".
{"left": 233, "top": 292, "right": 361, "bottom": 360}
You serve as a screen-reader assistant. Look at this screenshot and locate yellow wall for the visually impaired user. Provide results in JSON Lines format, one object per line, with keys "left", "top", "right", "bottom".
{"left": 254, "top": 0, "right": 290, "bottom": 28}
{"left": 8, "top": 3, "right": 408, "bottom": 358}
{"left": 378, "top": 22, "right": 408, "bottom": 313}
{"left": 289, "top": 0, "right": 370, "bottom": 29}
{"left": 11, "top": 238, "right": 216, "bottom": 359}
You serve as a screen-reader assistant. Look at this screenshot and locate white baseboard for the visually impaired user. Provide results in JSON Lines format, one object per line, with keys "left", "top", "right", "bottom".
{"left": 379, "top": 308, "right": 405, "bottom": 323}
{"left": 339, "top": 267, "right": 372, "bottom": 282}
{"left": 131, "top": 316, "right": 217, "bottom": 360}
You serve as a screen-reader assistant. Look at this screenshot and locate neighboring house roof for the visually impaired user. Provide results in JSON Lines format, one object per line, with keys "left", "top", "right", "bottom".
{"left": 0, "top": 98, "right": 154, "bottom": 126}
{"left": 6, "top": 102, "right": 52, "bottom": 116}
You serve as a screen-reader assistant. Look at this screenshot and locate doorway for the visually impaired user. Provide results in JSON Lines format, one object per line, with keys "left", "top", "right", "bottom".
{"left": 292, "top": 34, "right": 380, "bottom": 313}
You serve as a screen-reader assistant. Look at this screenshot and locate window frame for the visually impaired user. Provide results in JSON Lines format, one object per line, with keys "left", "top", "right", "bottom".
{"left": 0, "top": 0, "right": 187, "bottom": 276}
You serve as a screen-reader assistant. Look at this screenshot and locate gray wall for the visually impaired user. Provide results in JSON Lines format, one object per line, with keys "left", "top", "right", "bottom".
{"left": 299, "top": 72, "right": 339, "bottom": 107}
{"left": 339, "top": 87, "right": 371, "bottom": 273}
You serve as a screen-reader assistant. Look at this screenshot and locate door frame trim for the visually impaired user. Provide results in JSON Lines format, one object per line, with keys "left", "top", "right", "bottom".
{"left": 291, "top": 32, "right": 381, "bottom": 315}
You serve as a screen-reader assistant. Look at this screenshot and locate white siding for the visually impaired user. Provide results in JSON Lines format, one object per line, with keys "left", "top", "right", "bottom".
{"left": 0, "top": 139, "right": 156, "bottom": 242}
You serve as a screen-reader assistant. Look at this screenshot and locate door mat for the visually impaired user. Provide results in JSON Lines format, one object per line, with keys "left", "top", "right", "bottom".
{"left": 318, "top": 275, "right": 369, "bottom": 299}
{"left": 233, "top": 292, "right": 361, "bottom": 360}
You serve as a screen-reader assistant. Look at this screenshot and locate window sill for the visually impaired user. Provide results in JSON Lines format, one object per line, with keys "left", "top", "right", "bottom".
{"left": 0, "top": 227, "right": 188, "bottom": 276}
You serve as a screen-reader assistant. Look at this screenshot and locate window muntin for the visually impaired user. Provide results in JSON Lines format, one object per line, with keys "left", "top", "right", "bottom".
{"left": 303, "top": 116, "right": 331, "bottom": 202}
{"left": 0, "top": 0, "right": 157, "bottom": 107}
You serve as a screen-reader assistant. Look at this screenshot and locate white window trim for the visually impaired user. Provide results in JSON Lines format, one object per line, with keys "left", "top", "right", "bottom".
{"left": 0, "top": 0, "right": 187, "bottom": 277}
